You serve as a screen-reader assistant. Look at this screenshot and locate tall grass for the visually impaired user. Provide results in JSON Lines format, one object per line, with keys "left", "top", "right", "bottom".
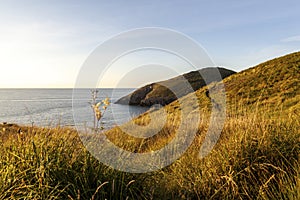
{"left": 154, "top": 109, "right": 299, "bottom": 199}
{"left": 0, "top": 102, "right": 299, "bottom": 199}
{"left": 0, "top": 126, "right": 146, "bottom": 199}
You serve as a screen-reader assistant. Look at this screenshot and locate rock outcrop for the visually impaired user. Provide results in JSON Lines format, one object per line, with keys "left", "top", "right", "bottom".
{"left": 115, "top": 67, "right": 236, "bottom": 106}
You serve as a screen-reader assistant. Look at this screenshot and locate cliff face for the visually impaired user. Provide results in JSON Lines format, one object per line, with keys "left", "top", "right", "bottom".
{"left": 115, "top": 67, "right": 236, "bottom": 106}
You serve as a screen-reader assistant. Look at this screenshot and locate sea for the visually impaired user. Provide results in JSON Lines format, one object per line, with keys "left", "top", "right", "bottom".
{"left": 0, "top": 88, "right": 148, "bottom": 129}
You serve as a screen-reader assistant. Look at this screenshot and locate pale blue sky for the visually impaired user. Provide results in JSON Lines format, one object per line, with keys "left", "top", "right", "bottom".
{"left": 0, "top": 0, "right": 300, "bottom": 88}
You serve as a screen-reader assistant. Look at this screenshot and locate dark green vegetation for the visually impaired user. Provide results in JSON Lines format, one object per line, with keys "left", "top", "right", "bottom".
{"left": 0, "top": 52, "right": 299, "bottom": 199}
{"left": 115, "top": 67, "right": 235, "bottom": 106}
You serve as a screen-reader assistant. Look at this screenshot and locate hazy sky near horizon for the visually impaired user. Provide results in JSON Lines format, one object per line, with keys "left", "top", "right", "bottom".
{"left": 0, "top": 0, "right": 300, "bottom": 88}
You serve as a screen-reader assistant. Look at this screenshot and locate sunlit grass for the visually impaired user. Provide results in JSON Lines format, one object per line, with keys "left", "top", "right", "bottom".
{"left": 0, "top": 126, "right": 144, "bottom": 199}
{"left": 0, "top": 100, "right": 299, "bottom": 199}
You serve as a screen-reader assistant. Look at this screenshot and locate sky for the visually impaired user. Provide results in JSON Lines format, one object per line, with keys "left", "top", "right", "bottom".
{"left": 0, "top": 0, "right": 300, "bottom": 88}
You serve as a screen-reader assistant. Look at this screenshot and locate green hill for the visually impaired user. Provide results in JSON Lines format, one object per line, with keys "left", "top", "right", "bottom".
{"left": 115, "top": 67, "right": 236, "bottom": 106}
{"left": 167, "top": 51, "right": 300, "bottom": 115}
{"left": 223, "top": 51, "right": 300, "bottom": 112}
{"left": 108, "top": 51, "right": 300, "bottom": 149}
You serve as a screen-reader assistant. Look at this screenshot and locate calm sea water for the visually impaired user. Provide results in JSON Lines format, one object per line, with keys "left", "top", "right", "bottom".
{"left": 0, "top": 89, "right": 148, "bottom": 129}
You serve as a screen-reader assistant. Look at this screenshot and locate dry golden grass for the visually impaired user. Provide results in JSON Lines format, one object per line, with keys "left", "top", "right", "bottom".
{"left": 1, "top": 101, "right": 298, "bottom": 199}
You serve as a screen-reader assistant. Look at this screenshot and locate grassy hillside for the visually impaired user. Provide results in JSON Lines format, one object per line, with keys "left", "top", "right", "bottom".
{"left": 106, "top": 51, "right": 300, "bottom": 198}
{"left": 0, "top": 52, "right": 299, "bottom": 199}
{"left": 108, "top": 51, "right": 300, "bottom": 152}
{"left": 115, "top": 67, "right": 235, "bottom": 106}
{"left": 223, "top": 51, "right": 300, "bottom": 113}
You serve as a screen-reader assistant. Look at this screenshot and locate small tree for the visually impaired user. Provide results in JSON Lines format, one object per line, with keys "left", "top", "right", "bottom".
{"left": 90, "top": 89, "right": 110, "bottom": 131}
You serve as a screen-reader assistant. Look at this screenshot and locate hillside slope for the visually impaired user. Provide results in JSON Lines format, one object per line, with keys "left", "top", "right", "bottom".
{"left": 107, "top": 51, "right": 300, "bottom": 152}
{"left": 202, "top": 51, "right": 300, "bottom": 113}
{"left": 102, "top": 51, "right": 300, "bottom": 199}
{"left": 115, "top": 67, "right": 235, "bottom": 106}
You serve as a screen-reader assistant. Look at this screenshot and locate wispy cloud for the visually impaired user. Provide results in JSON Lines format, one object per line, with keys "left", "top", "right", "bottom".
{"left": 281, "top": 35, "right": 300, "bottom": 42}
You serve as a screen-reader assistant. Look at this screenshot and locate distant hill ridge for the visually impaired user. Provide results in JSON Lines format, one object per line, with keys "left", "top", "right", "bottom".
{"left": 115, "top": 67, "right": 236, "bottom": 106}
